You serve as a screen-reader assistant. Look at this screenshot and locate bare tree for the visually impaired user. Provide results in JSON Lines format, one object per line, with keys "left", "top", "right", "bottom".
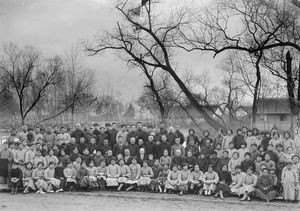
{"left": 0, "top": 43, "right": 63, "bottom": 125}
{"left": 86, "top": 0, "right": 226, "bottom": 130}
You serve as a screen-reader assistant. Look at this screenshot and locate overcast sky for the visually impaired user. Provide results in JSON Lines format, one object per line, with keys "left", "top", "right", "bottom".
{"left": 0, "top": 0, "right": 225, "bottom": 103}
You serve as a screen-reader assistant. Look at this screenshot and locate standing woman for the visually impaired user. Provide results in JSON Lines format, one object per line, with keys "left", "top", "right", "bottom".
{"left": 282, "top": 162, "right": 298, "bottom": 202}
{"left": 282, "top": 132, "right": 296, "bottom": 154}
{"left": 187, "top": 129, "right": 200, "bottom": 146}
{"left": 222, "top": 129, "right": 234, "bottom": 151}
{"left": 126, "top": 157, "right": 141, "bottom": 191}
{"left": 202, "top": 164, "right": 219, "bottom": 196}
{"left": 106, "top": 157, "right": 120, "bottom": 189}
{"left": 22, "top": 162, "right": 35, "bottom": 194}
{"left": 215, "top": 165, "right": 232, "bottom": 199}
{"left": 32, "top": 162, "right": 48, "bottom": 194}
{"left": 239, "top": 167, "right": 257, "bottom": 201}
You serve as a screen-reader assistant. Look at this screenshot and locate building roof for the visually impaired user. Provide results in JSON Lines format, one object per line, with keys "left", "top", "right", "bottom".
{"left": 256, "top": 98, "right": 291, "bottom": 114}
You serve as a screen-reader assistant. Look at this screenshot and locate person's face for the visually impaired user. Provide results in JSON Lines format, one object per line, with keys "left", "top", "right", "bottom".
{"left": 183, "top": 165, "right": 188, "bottom": 170}
{"left": 112, "top": 124, "right": 117, "bottom": 129}
{"left": 266, "top": 133, "right": 271, "bottom": 138}
{"left": 122, "top": 126, "right": 126, "bottom": 131}
{"left": 91, "top": 138, "right": 96, "bottom": 144}
{"left": 148, "top": 136, "right": 154, "bottom": 142}
{"left": 175, "top": 150, "right": 181, "bottom": 157}
{"left": 49, "top": 163, "right": 55, "bottom": 169}
{"left": 142, "top": 126, "right": 147, "bottom": 132}
{"left": 216, "top": 145, "right": 221, "bottom": 150}
{"left": 251, "top": 145, "right": 257, "bottom": 151}
{"left": 265, "top": 155, "right": 270, "bottom": 161}
{"left": 100, "top": 128, "right": 105, "bottom": 133}
{"left": 163, "top": 164, "right": 168, "bottom": 170}
{"left": 76, "top": 157, "right": 82, "bottom": 162}
{"left": 96, "top": 151, "right": 101, "bottom": 156}
{"left": 160, "top": 123, "right": 165, "bottom": 129}
{"left": 27, "top": 163, "right": 33, "bottom": 169}
{"left": 227, "top": 130, "right": 232, "bottom": 135}
{"left": 154, "top": 160, "right": 159, "bottom": 166}
{"left": 223, "top": 152, "right": 228, "bottom": 158}
{"left": 143, "top": 162, "right": 148, "bottom": 167}
{"left": 138, "top": 139, "right": 143, "bottom": 146}
{"left": 208, "top": 167, "right": 213, "bottom": 172}
{"left": 89, "top": 128, "right": 93, "bottom": 134}
{"left": 292, "top": 157, "right": 299, "bottom": 164}
{"left": 241, "top": 144, "right": 246, "bottom": 149}
{"left": 22, "top": 141, "right": 27, "bottom": 147}
{"left": 175, "top": 138, "right": 180, "bottom": 144}
{"left": 76, "top": 124, "right": 80, "bottom": 129}
{"left": 163, "top": 150, "right": 168, "bottom": 156}
{"left": 101, "top": 161, "right": 106, "bottom": 167}
{"left": 187, "top": 151, "right": 192, "bottom": 157}
{"left": 131, "top": 126, "right": 136, "bottom": 131}
{"left": 236, "top": 168, "right": 241, "bottom": 174}
{"left": 257, "top": 156, "right": 262, "bottom": 161}
{"left": 277, "top": 146, "right": 283, "bottom": 152}
{"left": 58, "top": 162, "right": 63, "bottom": 167}
{"left": 119, "top": 160, "right": 124, "bottom": 166}
{"left": 233, "top": 153, "right": 238, "bottom": 159}
{"left": 80, "top": 138, "right": 85, "bottom": 143}
{"left": 104, "top": 140, "right": 109, "bottom": 145}
{"left": 140, "top": 148, "right": 145, "bottom": 154}
{"left": 124, "top": 150, "right": 130, "bottom": 156}
{"left": 19, "top": 144, "right": 24, "bottom": 150}
{"left": 89, "top": 162, "right": 94, "bottom": 168}
{"left": 172, "top": 166, "right": 178, "bottom": 171}
{"left": 247, "top": 169, "right": 253, "bottom": 175}
{"left": 237, "top": 130, "right": 242, "bottom": 135}
{"left": 200, "top": 154, "right": 205, "bottom": 159}
{"left": 161, "top": 136, "right": 167, "bottom": 142}
{"left": 61, "top": 150, "right": 65, "bottom": 156}
{"left": 132, "top": 159, "right": 137, "bottom": 165}
{"left": 205, "top": 140, "right": 210, "bottom": 146}
{"left": 148, "top": 154, "right": 153, "bottom": 160}
{"left": 107, "top": 151, "right": 112, "bottom": 156}
{"left": 222, "top": 165, "right": 227, "bottom": 172}
{"left": 267, "top": 145, "right": 273, "bottom": 151}
{"left": 82, "top": 163, "right": 87, "bottom": 168}
{"left": 71, "top": 138, "right": 76, "bottom": 144}
{"left": 136, "top": 123, "right": 142, "bottom": 129}
{"left": 49, "top": 150, "right": 53, "bottom": 156}
{"left": 73, "top": 148, "right": 78, "bottom": 154}
{"left": 117, "top": 154, "right": 122, "bottom": 159}
{"left": 204, "top": 131, "right": 209, "bottom": 136}
{"left": 194, "top": 165, "right": 200, "bottom": 171}
{"left": 38, "top": 163, "right": 43, "bottom": 169}
{"left": 262, "top": 169, "right": 268, "bottom": 175}
{"left": 118, "top": 137, "right": 123, "bottom": 143}
{"left": 175, "top": 126, "right": 180, "bottom": 131}
{"left": 12, "top": 164, "right": 17, "bottom": 169}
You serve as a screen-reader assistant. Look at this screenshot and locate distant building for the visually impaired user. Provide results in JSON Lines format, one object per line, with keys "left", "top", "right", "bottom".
{"left": 254, "top": 98, "right": 293, "bottom": 131}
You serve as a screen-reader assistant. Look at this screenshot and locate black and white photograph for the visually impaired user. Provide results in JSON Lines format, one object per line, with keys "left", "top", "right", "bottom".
{"left": 0, "top": 0, "right": 300, "bottom": 210}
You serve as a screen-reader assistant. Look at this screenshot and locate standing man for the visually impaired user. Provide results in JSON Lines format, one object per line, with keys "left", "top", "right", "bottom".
{"left": 175, "top": 125, "right": 185, "bottom": 145}
{"left": 71, "top": 123, "right": 86, "bottom": 144}
{"left": 159, "top": 122, "right": 168, "bottom": 135}
{"left": 116, "top": 125, "right": 128, "bottom": 144}
{"left": 110, "top": 123, "right": 118, "bottom": 146}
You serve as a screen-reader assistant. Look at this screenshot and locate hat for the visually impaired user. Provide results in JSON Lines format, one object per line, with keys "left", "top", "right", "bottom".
{"left": 105, "top": 123, "right": 111, "bottom": 127}
{"left": 291, "top": 155, "right": 299, "bottom": 160}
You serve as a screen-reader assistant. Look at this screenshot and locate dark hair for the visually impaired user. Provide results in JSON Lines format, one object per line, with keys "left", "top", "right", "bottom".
{"left": 48, "top": 161, "right": 55, "bottom": 166}
{"left": 244, "top": 152, "right": 251, "bottom": 157}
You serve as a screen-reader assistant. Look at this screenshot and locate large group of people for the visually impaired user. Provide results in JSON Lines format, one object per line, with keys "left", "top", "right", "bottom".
{"left": 0, "top": 122, "right": 299, "bottom": 203}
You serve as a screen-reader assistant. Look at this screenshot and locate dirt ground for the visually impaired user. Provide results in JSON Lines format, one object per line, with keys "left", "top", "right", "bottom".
{"left": 0, "top": 191, "right": 299, "bottom": 211}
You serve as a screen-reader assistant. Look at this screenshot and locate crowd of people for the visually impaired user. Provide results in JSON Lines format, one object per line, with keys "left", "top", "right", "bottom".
{"left": 0, "top": 122, "right": 299, "bottom": 203}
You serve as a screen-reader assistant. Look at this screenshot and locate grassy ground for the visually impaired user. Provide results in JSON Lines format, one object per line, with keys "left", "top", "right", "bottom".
{"left": 0, "top": 191, "right": 299, "bottom": 211}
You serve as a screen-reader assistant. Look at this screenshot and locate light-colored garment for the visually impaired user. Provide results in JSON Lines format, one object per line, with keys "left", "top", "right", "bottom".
{"left": 228, "top": 158, "right": 241, "bottom": 173}
{"left": 238, "top": 174, "right": 257, "bottom": 195}
{"left": 222, "top": 135, "right": 233, "bottom": 150}
{"left": 282, "top": 169, "right": 297, "bottom": 201}
{"left": 203, "top": 171, "right": 219, "bottom": 191}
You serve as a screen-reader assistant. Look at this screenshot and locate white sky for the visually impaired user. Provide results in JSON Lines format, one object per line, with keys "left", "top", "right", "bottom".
{"left": 0, "top": 0, "right": 225, "bottom": 102}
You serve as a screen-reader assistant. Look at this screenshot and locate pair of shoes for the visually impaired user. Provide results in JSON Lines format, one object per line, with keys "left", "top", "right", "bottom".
{"left": 179, "top": 191, "right": 183, "bottom": 196}
{"left": 48, "top": 190, "right": 55, "bottom": 193}
{"left": 204, "top": 190, "right": 208, "bottom": 195}
{"left": 56, "top": 189, "right": 63, "bottom": 193}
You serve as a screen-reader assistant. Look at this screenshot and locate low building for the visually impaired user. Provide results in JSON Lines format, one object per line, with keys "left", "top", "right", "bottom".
{"left": 255, "top": 98, "right": 293, "bottom": 131}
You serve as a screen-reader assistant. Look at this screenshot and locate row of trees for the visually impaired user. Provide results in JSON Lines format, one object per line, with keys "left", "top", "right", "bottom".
{"left": 86, "top": 0, "right": 300, "bottom": 130}
{"left": 0, "top": 43, "right": 135, "bottom": 126}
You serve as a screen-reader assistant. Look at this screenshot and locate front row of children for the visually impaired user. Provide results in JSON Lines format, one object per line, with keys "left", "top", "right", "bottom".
{"left": 9, "top": 155, "right": 299, "bottom": 203}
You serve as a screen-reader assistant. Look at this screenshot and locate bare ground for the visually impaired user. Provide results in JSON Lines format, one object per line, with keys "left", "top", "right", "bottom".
{"left": 0, "top": 191, "right": 299, "bottom": 211}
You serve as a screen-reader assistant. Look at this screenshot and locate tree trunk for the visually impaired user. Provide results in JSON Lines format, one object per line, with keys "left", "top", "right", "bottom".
{"left": 286, "top": 51, "right": 297, "bottom": 115}
{"left": 251, "top": 51, "right": 263, "bottom": 127}
{"left": 166, "top": 67, "right": 226, "bottom": 130}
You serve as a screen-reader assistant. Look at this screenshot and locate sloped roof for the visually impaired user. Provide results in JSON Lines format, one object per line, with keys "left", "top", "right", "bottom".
{"left": 257, "top": 98, "right": 291, "bottom": 114}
